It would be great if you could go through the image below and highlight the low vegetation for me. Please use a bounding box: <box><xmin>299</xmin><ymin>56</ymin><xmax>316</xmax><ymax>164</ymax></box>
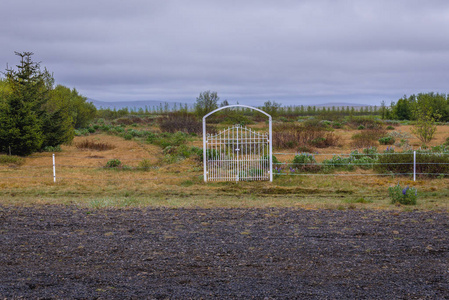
<box><xmin>76</xmin><ymin>140</ymin><xmax>116</xmax><ymax>151</ymax></box>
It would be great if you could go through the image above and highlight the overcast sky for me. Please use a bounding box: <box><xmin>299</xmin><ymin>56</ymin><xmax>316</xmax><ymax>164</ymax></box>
<box><xmin>1</xmin><ymin>0</ymin><xmax>449</xmax><ymax>106</ymax></box>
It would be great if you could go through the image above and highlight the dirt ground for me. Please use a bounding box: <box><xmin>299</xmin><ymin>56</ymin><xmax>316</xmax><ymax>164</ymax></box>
<box><xmin>1</xmin><ymin>205</ymin><xmax>448</xmax><ymax>299</ymax></box>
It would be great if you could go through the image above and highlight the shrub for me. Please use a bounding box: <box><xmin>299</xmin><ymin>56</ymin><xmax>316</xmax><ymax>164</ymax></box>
<box><xmin>146</xmin><ymin>132</ymin><xmax>156</xmax><ymax>143</ymax></box>
<box><xmin>386</xmin><ymin>125</ymin><xmax>395</xmax><ymax>130</ymax></box>
<box><xmin>105</xmin><ymin>159</ymin><xmax>121</xmax><ymax>168</ymax></box>
<box><xmin>297</xmin><ymin>145</ymin><xmax>313</xmax><ymax>153</ymax></box>
<box><xmin>379</xmin><ymin>136</ymin><xmax>395</xmax><ymax>145</ymax></box>
<box><xmin>357</xmin><ymin>125</ymin><xmax>365</xmax><ymax>130</ymax></box>
<box><xmin>194</xmin><ymin>148</ymin><xmax>219</xmax><ymax>162</ymax></box>
<box><xmin>137</xmin><ymin>159</ymin><xmax>153</xmax><ymax>171</ymax></box>
<box><xmin>148</xmin><ymin>131</ymin><xmax>188</xmax><ymax>149</ymax></box>
<box><xmin>322</xmin><ymin>155</ymin><xmax>353</xmax><ymax>171</ymax></box>
<box><xmin>332</xmin><ymin>122</ymin><xmax>343</xmax><ymax>129</ymax></box>
<box><xmin>384</xmin><ymin>146</ymin><xmax>395</xmax><ymax>153</ymax></box>
<box><xmin>41</xmin><ymin>145</ymin><xmax>62</xmax><ymax>152</ymax></box>
<box><xmin>260</xmin><ymin>154</ymin><xmax>280</xmax><ymax>166</ymax></box>
<box><xmin>388</xmin><ymin>184</ymin><xmax>417</xmax><ymax>205</ymax></box>
<box><xmin>323</xmin><ymin>148</ymin><xmax>378</xmax><ymax>171</ymax></box>
<box><xmin>123</xmin><ymin>133</ymin><xmax>133</xmax><ymax>140</ymax></box>
<box><xmin>351</xmin><ymin>129</ymin><xmax>386</xmax><ymax>148</ymax></box>
<box><xmin>291</xmin><ymin>153</ymin><xmax>321</xmax><ymax>172</ymax></box>
<box><xmin>159</xmin><ymin>112</ymin><xmax>202</xmax><ymax>134</ymax></box>
<box><xmin>347</xmin><ymin>117</ymin><xmax>383</xmax><ymax>130</ymax></box>
<box><xmin>310</xmin><ymin>137</ymin><xmax>327</xmax><ymax>147</ymax></box>
<box><xmin>443</xmin><ymin>137</ymin><xmax>449</xmax><ymax>146</ymax></box>
<box><xmin>273</xmin><ymin>123</ymin><xmax>339</xmax><ymax>149</ymax></box>
<box><xmin>75</xmin><ymin>128</ymin><xmax>90</xmax><ymax>136</ymax></box>
<box><xmin>374</xmin><ymin>152</ymin><xmax>449</xmax><ymax>177</ymax></box>
<box><xmin>76</xmin><ymin>140</ymin><xmax>116</xmax><ymax>151</ymax></box>
<box><xmin>352</xmin><ymin>156</ymin><xmax>376</xmax><ymax>170</ymax></box>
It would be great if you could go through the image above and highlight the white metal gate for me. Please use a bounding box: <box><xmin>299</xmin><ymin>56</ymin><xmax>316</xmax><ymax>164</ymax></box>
<box><xmin>203</xmin><ymin>105</ymin><xmax>272</xmax><ymax>182</ymax></box>
<box><xmin>205</xmin><ymin>125</ymin><xmax>270</xmax><ymax>181</ymax></box>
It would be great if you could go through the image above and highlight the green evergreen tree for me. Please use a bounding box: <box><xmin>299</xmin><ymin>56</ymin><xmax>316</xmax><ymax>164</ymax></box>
<box><xmin>0</xmin><ymin>52</ymin><xmax>92</xmax><ymax>155</ymax></box>
<box><xmin>0</xmin><ymin>52</ymin><xmax>46</xmax><ymax>155</ymax></box>
<box><xmin>0</xmin><ymin>93</ymin><xmax>43</xmax><ymax>155</ymax></box>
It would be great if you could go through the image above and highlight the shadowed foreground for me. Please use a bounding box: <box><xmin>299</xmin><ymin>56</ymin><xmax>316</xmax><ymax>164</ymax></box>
<box><xmin>1</xmin><ymin>205</ymin><xmax>448</xmax><ymax>299</ymax></box>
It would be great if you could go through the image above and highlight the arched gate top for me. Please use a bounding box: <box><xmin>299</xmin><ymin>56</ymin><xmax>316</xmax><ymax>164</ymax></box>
<box><xmin>202</xmin><ymin>104</ymin><xmax>272</xmax><ymax>121</ymax></box>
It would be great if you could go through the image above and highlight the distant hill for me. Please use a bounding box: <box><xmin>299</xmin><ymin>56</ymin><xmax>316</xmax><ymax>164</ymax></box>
<box><xmin>89</xmin><ymin>99</ymin><xmax>192</xmax><ymax>110</ymax></box>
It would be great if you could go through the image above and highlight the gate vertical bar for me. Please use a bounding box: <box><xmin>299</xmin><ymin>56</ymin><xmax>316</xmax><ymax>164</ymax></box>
<box><xmin>236</xmin><ymin>125</ymin><xmax>239</xmax><ymax>181</ymax></box>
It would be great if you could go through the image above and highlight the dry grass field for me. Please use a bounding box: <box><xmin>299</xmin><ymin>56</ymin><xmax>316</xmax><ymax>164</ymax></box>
<box><xmin>1</xmin><ymin>123</ymin><xmax>449</xmax><ymax>211</ymax></box>
<box><xmin>1</xmin><ymin>121</ymin><xmax>449</xmax><ymax>298</ymax></box>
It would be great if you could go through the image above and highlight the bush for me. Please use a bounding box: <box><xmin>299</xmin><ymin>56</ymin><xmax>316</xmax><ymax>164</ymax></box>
<box><xmin>273</xmin><ymin>123</ymin><xmax>339</xmax><ymax>149</ymax></box>
<box><xmin>443</xmin><ymin>137</ymin><xmax>449</xmax><ymax>146</ymax></box>
<box><xmin>374</xmin><ymin>152</ymin><xmax>449</xmax><ymax>177</ymax></box>
<box><xmin>105</xmin><ymin>159</ymin><xmax>121</xmax><ymax>168</ymax></box>
<box><xmin>148</xmin><ymin>131</ymin><xmax>188</xmax><ymax>149</ymax></box>
<box><xmin>76</xmin><ymin>140</ymin><xmax>115</xmax><ymax>151</ymax></box>
<box><xmin>297</xmin><ymin>145</ymin><xmax>313</xmax><ymax>153</ymax></box>
<box><xmin>351</xmin><ymin>129</ymin><xmax>386</xmax><ymax>148</ymax></box>
<box><xmin>332</xmin><ymin>122</ymin><xmax>343</xmax><ymax>129</ymax></box>
<box><xmin>260</xmin><ymin>154</ymin><xmax>280</xmax><ymax>166</ymax></box>
<box><xmin>41</xmin><ymin>145</ymin><xmax>62</xmax><ymax>152</ymax></box>
<box><xmin>379</xmin><ymin>136</ymin><xmax>395</xmax><ymax>145</ymax></box>
<box><xmin>322</xmin><ymin>155</ymin><xmax>353</xmax><ymax>171</ymax></box>
<box><xmin>75</xmin><ymin>128</ymin><xmax>90</xmax><ymax>136</ymax></box>
<box><xmin>291</xmin><ymin>153</ymin><xmax>321</xmax><ymax>172</ymax></box>
<box><xmin>137</xmin><ymin>159</ymin><xmax>153</xmax><ymax>171</ymax></box>
<box><xmin>323</xmin><ymin>148</ymin><xmax>378</xmax><ymax>171</ymax></box>
<box><xmin>357</xmin><ymin>125</ymin><xmax>365</xmax><ymax>130</ymax></box>
<box><xmin>347</xmin><ymin>117</ymin><xmax>383</xmax><ymax>130</ymax></box>
<box><xmin>352</xmin><ymin>155</ymin><xmax>376</xmax><ymax>170</ymax></box>
<box><xmin>159</xmin><ymin>112</ymin><xmax>202</xmax><ymax>134</ymax></box>
<box><xmin>388</xmin><ymin>184</ymin><xmax>417</xmax><ymax>205</ymax></box>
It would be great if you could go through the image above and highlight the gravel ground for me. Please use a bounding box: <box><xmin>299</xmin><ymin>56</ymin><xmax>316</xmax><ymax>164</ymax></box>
<box><xmin>0</xmin><ymin>205</ymin><xmax>448</xmax><ymax>299</ymax></box>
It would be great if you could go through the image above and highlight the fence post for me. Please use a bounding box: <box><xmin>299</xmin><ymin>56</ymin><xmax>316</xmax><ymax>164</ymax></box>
<box><xmin>413</xmin><ymin>150</ymin><xmax>416</xmax><ymax>182</ymax></box>
<box><xmin>53</xmin><ymin>153</ymin><xmax>56</xmax><ymax>183</ymax></box>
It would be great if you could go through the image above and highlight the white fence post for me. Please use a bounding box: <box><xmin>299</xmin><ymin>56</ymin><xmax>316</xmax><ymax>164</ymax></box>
<box><xmin>413</xmin><ymin>150</ymin><xmax>416</xmax><ymax>182</ymax></box>
<box><xmin>53</xmin><ymin>153</ymin><xmax>56</xmax><ymax>183</ymax></box>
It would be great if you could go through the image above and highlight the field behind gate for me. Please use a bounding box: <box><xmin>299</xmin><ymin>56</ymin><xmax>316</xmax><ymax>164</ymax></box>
<box><xmin>1</xmin><ymin>121</ymin><xmax>449</xmax><ymax>299</ymax></box>
<box><xmin>0</xmin><ymin>123</ymin><xmax>449</xmax><ymax>211</ymax></box>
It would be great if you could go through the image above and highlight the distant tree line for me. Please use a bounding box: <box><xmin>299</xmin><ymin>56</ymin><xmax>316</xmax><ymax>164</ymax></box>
<box><xmin>93</xmin><ymin>91</ymin><xmax>449</xmax><ymax>125</ymax></box>
<box><xmin>0</xmin><ymin>52</ymin><xmax>96</xmax><ymax>155</ymax></box>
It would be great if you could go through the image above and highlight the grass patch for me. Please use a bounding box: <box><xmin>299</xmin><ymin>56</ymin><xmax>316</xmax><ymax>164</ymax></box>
<box><xmin>344</xmin><ymin>197</ymin><xmax>373</xmax><ymax>204</ymax></box>
<box><xmin>0</xmin><ymin>155</ymin><xmax>25</xmax><ymax>166</ymax></box>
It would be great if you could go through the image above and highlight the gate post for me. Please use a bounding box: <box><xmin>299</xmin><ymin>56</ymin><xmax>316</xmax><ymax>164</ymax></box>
<box><xmin>269</xmin><ymin>115</ymin><xmax>273</xmax><ymax>182</ymax></box>
<box><xmin>203</xmin><ymin>117</ymin><xmax>207</xmax><ymax>182</ymax></box>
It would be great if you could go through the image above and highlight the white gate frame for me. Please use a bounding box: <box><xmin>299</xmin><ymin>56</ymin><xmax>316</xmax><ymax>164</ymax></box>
<box><xmin>203</xmin><ymin>104</ymin><xmax>272</xmax><ymax>182</ymax></box>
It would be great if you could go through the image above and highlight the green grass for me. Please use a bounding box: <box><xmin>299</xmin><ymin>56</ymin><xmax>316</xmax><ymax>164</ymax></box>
<box><xmin>0</xmin><ymin>155</ymin><xmax>25</xmax><ymax>166</ymax></box>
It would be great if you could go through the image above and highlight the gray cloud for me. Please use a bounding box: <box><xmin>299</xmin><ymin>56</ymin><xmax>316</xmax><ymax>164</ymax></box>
<box><xmin>1</xmin><ymin>0</ymin><xmax>449</xmax><ymax>105</ymax></box>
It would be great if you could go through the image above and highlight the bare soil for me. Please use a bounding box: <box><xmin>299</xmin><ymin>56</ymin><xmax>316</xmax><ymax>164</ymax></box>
<box><xmin>1</xmin><ymin>205</ymin><xmax>448</xmax><ymax>299</ymax></box>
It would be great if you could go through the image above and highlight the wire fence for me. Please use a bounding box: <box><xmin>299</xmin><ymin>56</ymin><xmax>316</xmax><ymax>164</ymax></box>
<box><xmin>1</xmin><ymin>151</ymin><xmax>449</xmax><ymax>183</ymax></box>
